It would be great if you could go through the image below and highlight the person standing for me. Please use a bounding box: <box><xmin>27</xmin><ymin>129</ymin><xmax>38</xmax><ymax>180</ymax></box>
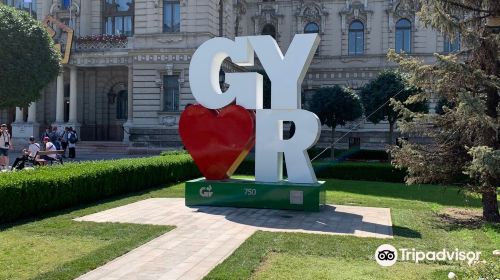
<box><xmin>0</xmin><ymin>124</ymin><xmax>12</xmax><ymax>170</ymax></box>
<box><xmin>50</xmin><ymin>126</ymin><xmax>61</xmax><ymax>150</ymax></box>
<box><xmin>60</xmin><ymin>127</ymin><xmax>69</xmax><ymax>158</ymax></box>
<box><xmin>40</xmin><ymin>127</ymin><xmax>51</xmax><ymax>147</ymax></box>
<box><xmin>68</xmin><ymin>127</ymin><xmax>78</xmax><ymax>159</ymax></box>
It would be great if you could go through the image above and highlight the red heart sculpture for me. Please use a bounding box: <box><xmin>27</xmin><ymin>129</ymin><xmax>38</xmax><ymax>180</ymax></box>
<box><xmin>179</xmin><ymin>104</ymin><xmax>255</xmax><ymax>180</ymax></box>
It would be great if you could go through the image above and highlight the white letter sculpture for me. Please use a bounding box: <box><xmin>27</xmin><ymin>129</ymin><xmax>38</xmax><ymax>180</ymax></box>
<box><xmin>188</xmin><ymin>34</ymin><xmax>321</xmax><ymax>184</ymax></box>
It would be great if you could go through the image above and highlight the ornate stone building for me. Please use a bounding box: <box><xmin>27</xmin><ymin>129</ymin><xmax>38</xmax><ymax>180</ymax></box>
<box><xmin>1</xmin><ymin>0</ymin><xmax>459</xmax><ymax>150</ymax></box>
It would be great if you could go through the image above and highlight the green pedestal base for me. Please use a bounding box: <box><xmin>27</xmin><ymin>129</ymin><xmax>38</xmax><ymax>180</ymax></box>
<box><xmin>185</xmin><ymin>178</ymin><xmax>325</xmax><ymax>212</ymax></box>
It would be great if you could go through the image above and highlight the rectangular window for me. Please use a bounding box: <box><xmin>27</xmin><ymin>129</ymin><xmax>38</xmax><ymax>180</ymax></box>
<box><xmin>163</xmin><ymin>75</ymin><xmax>179</xmax><ymax>111</ymax></box>
<box><xmin>124</xmin><ymin>16</ymin><xmax>133</xmax><ymax>36</ymax></box>
<box><xmin>163</xmin><ymin>0</ymin><xmax>180</xmax><ymax>32</ymax></box>
<box><xmin>348</xmin><ymin>31</ymin><xmax>364</xmax><ymax>55</ymax></box>
<box><xmin>115</xmin><ymin>16</ymin><xmax>124</xmax><ymax>34</ymax></box>
<box><xmin>103</xmin><ymin>0</ymin><xmax>134</xmax><ymax>36</ymax></box>
<box><xmin>396</xmin><ymin>30</ymin><xmax>411</xmax><ymax>53</ymax></box>
<box><xmin>105</xmin><ymin>17</ymin><xmax>113</xmax><ymax>35</ymax></box>
<box><xmin>349</xmin><ymin>137</ymin><xmax>361</xmax><ymax>149</ymax></box>
<box><xmin>4</xmin><ymin>0</ymin><xmax>37</xmax><ymax>17</ymax></box>
<box><xmin>444</xmin><ymin>35</ymin><xmax>460</xmax><ymax>53</ymax></box>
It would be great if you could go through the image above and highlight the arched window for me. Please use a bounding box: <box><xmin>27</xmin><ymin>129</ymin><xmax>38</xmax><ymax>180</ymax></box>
<box><xmin>304</xmin><ymin>22</ymin><xmax>319</xmax><ymax>34</ymax></box>
<box><xmin>104</xmin><ymin>0</ymin><xmax>134</xmax><ymax>36</ymax></box>
<box><xmin>262</xmin><ymin>24</ymin><xmax>276</xmax><ymax>39</ymax></box>
<box><xmin>444</xmin><ymin>34</ymin><xmax>460</xmax><ymax>53</ymax></box>
<box><xmin>395</xmin><ymin>19</ymin><xmax>411</xmax><ymax>53</ymax></box>
<box><xmin>348</xmin><ymin>21</ymin><xmax>364</xmax><ymax>55</ymax></box>
<box><xmin>62</xmin><ymin>0</ymin><xmax>71</xmax><ymax>9</ymax></box>
<box><xmin>116</xmin><ymin>90</ymin><xmax>128</xmax><ymax>120</ymax></box>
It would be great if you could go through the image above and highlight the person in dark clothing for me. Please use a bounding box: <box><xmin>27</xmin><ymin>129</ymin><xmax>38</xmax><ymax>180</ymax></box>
<box><xmin>67</xmin><ymin>127</ymin><xmax>78</xmax><ymax>159</ymax></box>
<box><xmin>60</xmin><ymin>127</ymin><xmax>69</xmax><ymax>158</ymax></box>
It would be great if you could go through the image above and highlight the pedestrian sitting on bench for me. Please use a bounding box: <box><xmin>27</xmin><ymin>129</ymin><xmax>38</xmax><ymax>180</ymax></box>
<box><xmin>41</xmin><ymin>137</ymin><xmax>58</xmax><ymax>161</ymax></box>
<box><xmin>11</xmin><ymin>136</ymin><xmax>40</xmax><ymax>171</ymax></box>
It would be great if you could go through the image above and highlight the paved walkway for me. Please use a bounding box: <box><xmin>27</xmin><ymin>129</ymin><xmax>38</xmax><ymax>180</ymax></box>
<box><xmin>74</xmin><ymin>198</ymin><xmax>392</xmax><ymax>280</ymax></box>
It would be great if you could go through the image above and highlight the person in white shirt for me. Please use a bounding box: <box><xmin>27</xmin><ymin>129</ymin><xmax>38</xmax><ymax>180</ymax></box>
<box><xmin>11</xmin><ymin>136</ymin><xmax>40</xmax><ymax>170</ymax></box>
<box><xmin>28</xmin><ymin>137</ymin><xmax>41</xmax><ymax>158</ymax></box>
<box><xmin>0</xmin><ymin>124</ymin><xmax>12</xmax><ymax>170</ymax></box>
<box><xmin>41</xmin><ymin>137</ymin><xmax>58</xmax><ymax>160</ymax></box>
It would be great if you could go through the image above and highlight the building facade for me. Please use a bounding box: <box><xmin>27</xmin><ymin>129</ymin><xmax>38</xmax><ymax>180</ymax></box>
<box><xmin>1</xmin><ymin>0</ymin><xmax>459</xmax><ymax>150</ymax></box>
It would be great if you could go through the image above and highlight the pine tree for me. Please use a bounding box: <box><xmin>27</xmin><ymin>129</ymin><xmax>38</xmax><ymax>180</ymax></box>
<box><xmin>388</xmin><ymin>0</ymin><xmax>499</xmax><ymax>222</ymax></box>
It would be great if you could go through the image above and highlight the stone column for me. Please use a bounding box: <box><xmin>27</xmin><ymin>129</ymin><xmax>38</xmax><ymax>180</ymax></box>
<box><xmin>123</xmin><ymin>65</ymin><xmax>134</xmax><ymax>143</ymax></box>
<box><xmin>69</xmin><ymin>66</ymin><xmax>78</xmax><ymax>123</ymax></box>
<box><xmin>27</xmin><ymin>102</ymin><xmax>37</xmax><ymax>123</ymax></box>
<box><xmin>26</xmin><ymin>102</ymin><xmax>40</xmax><ymax>139</ymax></box>
<box><xmin>15</xmin><ymin>107</ymin><xmax>23</xmax><ymax>122</ymax></box>
<box><xmin>127</xmin><ymin>66</ymin><xmax>133</xmax><ymax>123</ymax></box>
<box><xmin>56</xmin><ymin>71</ymin><xmax>65</xmax><ymax>123</ymax></box>
<box><xmin>12</xmin><ymin>106</ymin><xmax>33</xmax><ymax>148</ymax></box>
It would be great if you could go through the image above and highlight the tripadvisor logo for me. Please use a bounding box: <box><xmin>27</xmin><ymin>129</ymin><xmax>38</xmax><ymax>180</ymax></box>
<box><xmin>375</xmin><ymin>244</ymin><xmax>482</xmax><ymax>267</ymax></box>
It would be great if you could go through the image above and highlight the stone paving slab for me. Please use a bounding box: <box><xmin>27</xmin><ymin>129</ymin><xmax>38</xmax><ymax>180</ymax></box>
<box><xmin>74</xmin><ymin>198</ymin><xmax>392</xmax><ymax>280</ymax></box>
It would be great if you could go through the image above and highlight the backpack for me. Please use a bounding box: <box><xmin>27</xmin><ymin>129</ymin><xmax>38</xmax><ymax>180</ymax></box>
<box><xmin>69</xmin><ymin>132</ymin><xmax>78</xmax><ymax>144</ymax></box>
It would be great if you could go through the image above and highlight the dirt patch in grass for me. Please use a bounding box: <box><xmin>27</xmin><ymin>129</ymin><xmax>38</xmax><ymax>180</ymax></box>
<box><xmin>437</xmin><ymin>208</ymin><xmax>484</xmax><ymax>229</ymax></box>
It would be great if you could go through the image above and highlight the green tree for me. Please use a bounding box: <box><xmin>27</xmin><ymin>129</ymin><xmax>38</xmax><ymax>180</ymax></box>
<box><xmin>309</xmin><ymin>86</ymin><xmax>363</xmax><ymax>160</ymax></box>
<box><xmin>359</xmin><ymin>70</ymin><xmax>426</xmax><ymax>145</ymax></box>
<box><xmin>0</xmin><ymin>5</ymin><xmax>60</xmax><ymax>108</ymax></box>
<box><xmin>388</xmin><ymin>0</ymin><xmax>500</xmax><ymax>222</ymax></box>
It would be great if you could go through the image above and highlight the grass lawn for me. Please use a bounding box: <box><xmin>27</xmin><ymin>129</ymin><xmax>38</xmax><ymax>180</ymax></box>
<box><xmin>1</xmin><ymin>179</ymin><xmax>498</xmax><ymax>279</ymax></box>
<box><xmin>0</xmin><ymin>183</ymin><xmax>184</xmax><ymax>280</ymax></box>
<box><xmin>205</xmin><ymin>179</ymin><xmax>500</xmax><ymax>280</ymax></box>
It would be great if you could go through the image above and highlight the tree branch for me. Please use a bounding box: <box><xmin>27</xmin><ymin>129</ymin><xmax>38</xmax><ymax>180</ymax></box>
<box><xmin>437</xmin><ymin>0</ymin><xmax>493</xmax><ymax>13</ymax></box>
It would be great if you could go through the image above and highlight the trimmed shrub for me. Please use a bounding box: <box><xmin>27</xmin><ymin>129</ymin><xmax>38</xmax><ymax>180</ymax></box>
<box><xmin>0</xmin><ymin>155</ymin><xmax>199</xmax><ymax>224</ymax></box>
<box><xmin>313</xmin><ymin>162</ymin><xmax>405</xmax><ymax>182</ymax></box>
<box><xmin>308</xmin><ymin>148</ymin><xmax>389</xmax><ymax>161</ymax></box>
<box><xmin>236</xmin><ymin>160</ymin><xmax>405</xmax><ymax>183</ymax></box>
<box><xmin>160</xmin><ymin>150</ymin><xmax>188</xmax><ymax>156</ymax></box>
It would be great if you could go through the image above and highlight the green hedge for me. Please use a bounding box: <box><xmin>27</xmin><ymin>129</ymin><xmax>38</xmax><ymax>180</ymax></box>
<box><xmin>308</xmin><ymin>148</ymin><xmax>389</xmax><ymax>161</ymax></box>
<box><xmin>313</xmin><ymin>162</ymin><xmax>406</xmax><ymax>182</ymax></box>
<box><xmin>0</xmin><ymin>153</ymin><xmax>406</xmax><ymax>224</ymax></box>
<box><xmin>0</xmin><ymin>155</ymin><xmax>200</xmax><ymax>224</ymax></box>
<box><xmin>236</xmin><ymin>160</ymin><xmax>405</xmax><ymax>183</ymax></box>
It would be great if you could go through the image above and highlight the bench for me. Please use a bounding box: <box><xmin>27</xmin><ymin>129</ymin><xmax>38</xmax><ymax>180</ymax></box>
<box><xmin>34</xmin><ymin>150</ymin><xmax>65</xmax><ymax>165</ymax></box>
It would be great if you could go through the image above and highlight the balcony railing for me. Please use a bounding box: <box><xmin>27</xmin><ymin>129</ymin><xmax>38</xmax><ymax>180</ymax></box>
<box><xmin>75</xmin><ymin>34</ymin><xmax>128</xmax><ymax>51</ymax></box>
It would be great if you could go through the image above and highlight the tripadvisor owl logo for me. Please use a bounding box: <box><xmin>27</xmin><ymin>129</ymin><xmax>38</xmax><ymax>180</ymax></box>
<box><xmin>375</xmin><ymin>244</ymin><xmax>398</xmax><ymax>267</ymax></box>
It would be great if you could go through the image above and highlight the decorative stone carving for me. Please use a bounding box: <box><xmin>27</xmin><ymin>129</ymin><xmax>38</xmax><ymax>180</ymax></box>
<box><xmin>252</xmin><ymin>2</ymin><xmax>284</xmax><ymax>39</ymax></box>
<box><xmin>340</xmin><ymin>0</ymin><xmax>373</xmax><ymax>34</ymax></box>
<box><xmin>386</xmin><ymin>0</ymin><xmax>417</xmax><ymax>31</ymax></box>
<box><xmin>156</xmin><ymin>35</ymin><xmax>184</xmax><ymax>43</ymax></box>
<box><xmin>295</xmin><ymin>1</ymin><xmax>328</xmax><ymax>34</ymax></box>
<box><xmin>160</xmin><ymin>115</ymin><xmax>178</xmax><ymax>127</ymax></box>
<box><xmin>234</xmin><ymin>0</ymin><xmax>248</xmax><ymax>36</ymax></box>
<box><xmin>50</xmin><ymin>0</ymin><xmax>80</xmax><ymax>19</ymax></box>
